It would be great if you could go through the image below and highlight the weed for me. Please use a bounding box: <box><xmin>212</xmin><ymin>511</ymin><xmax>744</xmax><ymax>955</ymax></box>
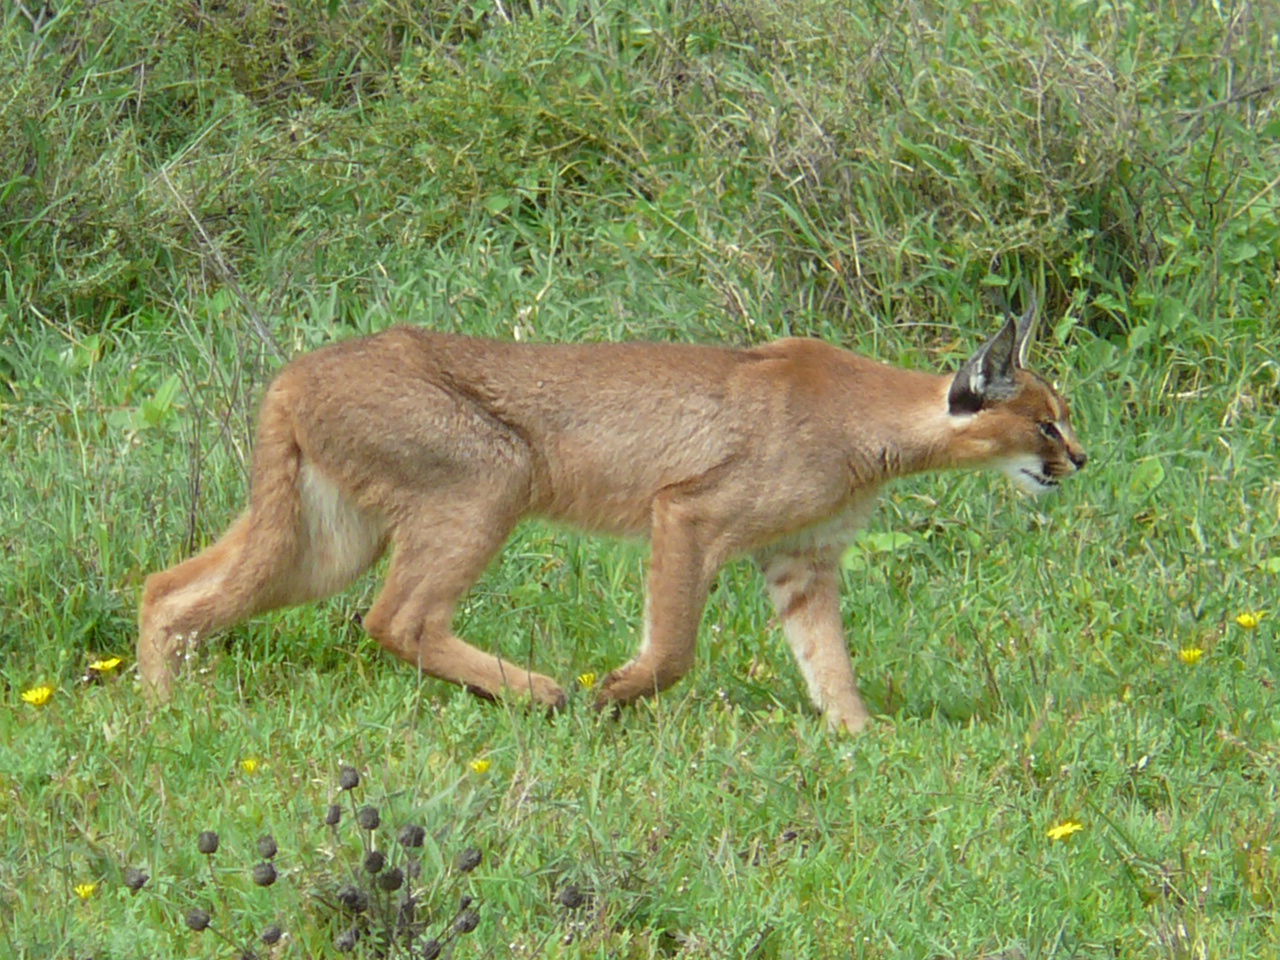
<box><xmin>2</xmin><ymin>0</ymin><xmax>1278</xmax><ymax>956</ymax></box>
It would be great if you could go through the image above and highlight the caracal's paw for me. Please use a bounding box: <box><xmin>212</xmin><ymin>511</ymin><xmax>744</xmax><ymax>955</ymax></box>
<box><xmin>469</xmin><ymin>673</ymin><xmax>567</xmax><ymax>711</ymax></box>
<box><xmin>136</xmin><ymin>633</ymin><xmax>180</xmax><ymax>703</ymax></box>
<box><xmin>824</xmin><ymin>699</ymin><xmax>872</xmax><ymax>735</ymax></box>
<box><xmin>527</xmin><ymin>675</ymin><xmax>568</xmax><ymax>711</ymax></box>
<box><xmin>830</xmin><ymin>709</ymin><xmax>870</xmax><ymax>735</ymax></box>
<box><xmin>591</xmin><ymin>665</ymin><xmax>661</xmax><ymax>710</ymax></box>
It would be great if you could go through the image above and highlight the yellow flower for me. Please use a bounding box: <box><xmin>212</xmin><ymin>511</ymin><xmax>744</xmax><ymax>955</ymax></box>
<box><xmin>576</xmin><ymin>672</ymin><xmax>597</xmax><ymax>689</ymax></box>
<box><xmin>1178</xmin><ymin>646</ymin><xmax>1205</xmax><ymax>666</ymax></box>
<box><xmin>73</xmin><ymin>882</ymin><xmax>97</xmax><ymax>900</ymax></box>
<box><xmin>1047</xmin><ymin>820</ymin><xmax>1085</xmax><ymax>841</ymax></box>
<box><xmin>88</xmin><ymin>656</ymin><xmax>123</xmax><ymax>673</ymax></box>
<box><xmin>21</xmin><ymin>685</ymin><xmax>55</xmax><ymax>707</ymax></box>
<box><xmin>240</xmin><ymin>757</ymin><xmax>262</xmax><ymax>775</ymax></box>
<box><xmin>469</xmin><ymin>758</ymin><xmax>491</xmax><ymax>775</ymax></box>
<box><xmin>1235</xmin><ymin>611</ymin><xmax>1264</xmax><ymax>630</ymax></box>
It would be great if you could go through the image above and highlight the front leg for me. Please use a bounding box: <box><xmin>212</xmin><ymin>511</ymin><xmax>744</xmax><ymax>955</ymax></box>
<box><xmin>595</xmin><ymin>494</ymin><xmax>722</xmax><ymax>708</ymax></box>
<box><xmin>760</xmin><ymin>550</ymin><xmax>870</xmax><ymax>734</ymax></box>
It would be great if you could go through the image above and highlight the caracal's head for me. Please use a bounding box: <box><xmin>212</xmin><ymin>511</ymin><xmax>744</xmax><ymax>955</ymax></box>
<box><xmin>946</xmin><ymin>299</ymin><xmax>1087</xmax><ymax>496</ymax></box>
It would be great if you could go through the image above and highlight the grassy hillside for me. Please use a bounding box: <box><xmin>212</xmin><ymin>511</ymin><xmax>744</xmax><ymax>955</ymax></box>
<box><xmin>2</xmin><ymin>0</ymin><xmax>1278</xmax><ymax>957</ymax></box>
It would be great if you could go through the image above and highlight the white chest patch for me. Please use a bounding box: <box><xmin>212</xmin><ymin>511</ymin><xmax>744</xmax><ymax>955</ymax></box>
<box><xmin>761</xmin><ymin>491</ymin><xmax>882</xmax><ymax>558</ymax></box>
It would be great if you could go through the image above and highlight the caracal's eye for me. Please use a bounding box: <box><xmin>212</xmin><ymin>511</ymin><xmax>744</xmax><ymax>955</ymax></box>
<box><xmin>1038</xmin><ymin>421</ymin><xmax>1062</xmax><ymax>442</ymax></box>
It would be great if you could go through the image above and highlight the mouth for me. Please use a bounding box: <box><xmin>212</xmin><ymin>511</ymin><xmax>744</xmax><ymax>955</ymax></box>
<box><xmin>1020</xmin><ymin>468</ymin><xmax>1060</xmax><ymax>492</ymax></box>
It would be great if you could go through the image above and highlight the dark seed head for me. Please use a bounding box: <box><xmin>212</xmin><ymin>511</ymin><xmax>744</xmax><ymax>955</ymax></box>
<box><xmin>257</xmin><ymin>834</ymin><xmax>278</xmax><ymax>859</ymax></box>
<box><xmin>325</xmin><ymin>803</ymin><xmax>342</xmax><ymax>826</ymax></box>
<box><xmin>185</xmin><ymin>907</ymin><xmax>212</xmax><ymax>931</ymax></box>
<box><xmin>335</xmin><ymin>927</ymin><xmax>360</xmax><ymax>952</ymax></box>
<box><xmin>260</xmin><ymin>924</ymin><xmax>283</xmax><ymax>945</ymax></box>
<box><xmin>123</xmin><ymin>866</ymin><xmax>149</xmax><ymax>893</ymax></box>
<box><xmin>459</xmin><ymin>894</ymin><xmax>473</xmax><ymax>910</ymax></box>
<box><xmin>197</xmin><ymin>831</ymin><xmax>219</xmax><ymax>855</ymax></box>
<box><xmin>355</xmin><ymin>805</ymin><xmax>380</xmax><ymax>831</ymax></box>
<box><xmin>252</xmin><ymin>861</ymin><xmax>278</xmax><ymax>887</ymax></box>
<box><xmin>336</xmin><ymin>884</ymin><xmax>368</xmax><ymax>914</ymax></box>
<box><xmin>377</xmin><ymin>866</ymin><xmax>404</xmax><ymax>892</ymax></box>
<box><xmin>397</xmin><ymin>892</ymin><xmax>417</xmax><ymax>925</ymax></box>
<box><xmin>557</xmin><ymin>884</ymin><xmax>585</xmax><ymax>909</ymax></box>
<box><xmin>398</xmin><ymin>823</ymin><xmax>425</xmax><ymax>848</ymax></box>
<box><xmin>454</xmin><ymin>907</ymin><xmax>480</xmax><ymax>934</ymax></box>
<box><xmin>454</xmin><ymin>847</ymin><xmax>482</xmax><ymax>873</ymax></box>
<box><xmin>338</xmin><ymin>766</ymin><xmax>360</xmax><ymax>791</ymax></box>
<box><xmin>363</xmin><ymin>850</ymin><xmax>385</xmax><ymax>874</ymax></box>
<box><xmin>418</xmin><ymin>939</ymin><xmax>442</xmax><ymax>960</ymax></box>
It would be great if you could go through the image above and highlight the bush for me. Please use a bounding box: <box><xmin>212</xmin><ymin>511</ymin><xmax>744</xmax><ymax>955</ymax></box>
<box><xmin>1</xmin><ymin>0</ymin><xmax>1275</xmax><ymax>341</ymax></box>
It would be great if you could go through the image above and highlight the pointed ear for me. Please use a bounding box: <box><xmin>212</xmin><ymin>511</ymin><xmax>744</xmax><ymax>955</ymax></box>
<box><xmin>947</xmin><ymin>313</ymin><xmax>1020</xmax><ymax>415</ymax></box>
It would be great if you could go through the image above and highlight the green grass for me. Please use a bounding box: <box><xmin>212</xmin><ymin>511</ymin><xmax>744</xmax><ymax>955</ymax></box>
<box><xmin>3</xmin><ymin>0</ymin><xmax>1279</xmax><ymax>957</ymax></box>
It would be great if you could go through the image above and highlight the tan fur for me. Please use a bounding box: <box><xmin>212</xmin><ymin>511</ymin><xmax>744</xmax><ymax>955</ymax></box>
<box><xmin>139</xmin><ymin>312</ymin><xmax>1085</xmax><ymax>732</ymax></box>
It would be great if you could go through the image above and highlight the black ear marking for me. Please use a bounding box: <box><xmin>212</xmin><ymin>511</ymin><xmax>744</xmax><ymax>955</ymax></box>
<box><xmin>948</xmin><ymin>293</ymin><xmax>1041</xmax><ymax>416</ymax></box>
<box><xmin>948</xmin><ymin>313</ymin><xmax>1019</xmax><ymax>415</ymax></box>
<box><xmin>947</xmin><ymin>374</ymin><xmax>986</xmax><ymax>415</ymax></box>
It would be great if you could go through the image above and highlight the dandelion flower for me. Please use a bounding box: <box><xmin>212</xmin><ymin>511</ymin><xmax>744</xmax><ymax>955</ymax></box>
<box><xmin>88</xmin><ymin>657</ymin><xmax>123</xmax><ymax>673</ymax></box>
<box><xmin>1178</xmin><ymin>647</ymin><xmax>1205</xmax><ymax>666</ymax></box>
<box><xmin>1235</xmin><ymin>611</ymin><xmax>1264</xmax><ymax>630</ymax></box>
<box><xmin>577</xmin><ymin>672</ymin><xmax>597</xmax><ymax>689</ymax></box>
<box><xmin>73</xmin><ymin>882</ymin><xmax>97</xmax><ymax>900</ymax></box>
<box><xmin>469</xmin><ymin>758</ymin><xmax>491</xmax><ymax>775</ymax></box>
<box><xmin>1047</xmin><ymin>820</ymin><xmax>1084</xmax><ymax>841</ymax></box>
<box><xmin>21</xmin><ymin>685</ymin><xmax>55</xmax><ymax>707</ymax></box>
<box><xmin>240</xmin><ymin>757</ymin><xmax>261</xmax><ymax>775</ymax></box>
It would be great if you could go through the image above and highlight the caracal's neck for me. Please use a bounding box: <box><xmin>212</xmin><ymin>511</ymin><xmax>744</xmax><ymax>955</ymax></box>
<box><xmin>832</xmin><ymin>358</ymin><xmax>989</xmax><ymax>483</ymax></box>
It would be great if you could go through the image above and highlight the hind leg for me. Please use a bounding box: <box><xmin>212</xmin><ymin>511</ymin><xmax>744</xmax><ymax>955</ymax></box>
<box><xmin>364</xmin><ymin>502</ymin><xmax>566</xmax><ymax>709</ymax></box>
<box><xmin>139</xmin><ymin>464</ymin><xmax>385</xmax><ymax>698</ymax></box>
<box><xmin>138</xmin><ymin>512</ymin><xmax>255</xmax><ymax>698</ymax></box>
